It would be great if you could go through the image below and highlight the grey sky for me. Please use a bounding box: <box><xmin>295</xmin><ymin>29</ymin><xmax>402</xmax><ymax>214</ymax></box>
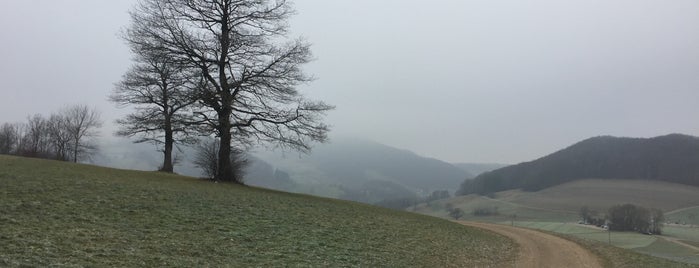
<box><xmin>1</xmin><ymin>0</ymin><xmax>698</xmax><ymax>164</ymax></box>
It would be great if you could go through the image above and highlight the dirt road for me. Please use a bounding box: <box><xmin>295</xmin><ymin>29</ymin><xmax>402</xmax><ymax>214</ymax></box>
<box><xmin>459</xmin><ymin>221</ymin><xmax>602</xmax><ymax>268</ymax></box>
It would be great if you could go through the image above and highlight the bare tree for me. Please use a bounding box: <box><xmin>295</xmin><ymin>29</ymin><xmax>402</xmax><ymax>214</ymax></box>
<box><xmin>449</xmin><ymin>207</ymin><xmax>465</xmax><ymax>220</ymax></box>
<box><xmin>111</xmin><ymin>48</ymin><xmax>197</xmax><ymax>172</ymax></box>
<box><xmin>126</xmin><ymin>0</ymin><xmax>332</xmax><ymax>183</ymax></box>
<box><xmin>19</xmin><ymin>114</ymin><xmax>52</xmax><ymax>158</ymax></box>
<box><xmin>62</xmin><ymin>105</ymin><xmax>102</xmax><ymax>163</ymax></box>
<box><xmin>0</xmin><ymin>123</ymin><xmax>18</xmax><ymax>155</ymax></box>
<box><xmin>193</xmin><ymin>138</ymin><xmax>247</xmax><ymax>180</ymax></box>
<box><xmin>47</xmin><ymin>114</ymin><xmax>72</xmax><ymax>161</ymax></box>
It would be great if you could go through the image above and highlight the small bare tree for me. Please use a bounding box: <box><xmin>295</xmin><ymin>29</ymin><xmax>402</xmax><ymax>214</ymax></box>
<box><xmin>111</xmin><ymin>48</ymin><xmax>197</xmax><ymax>172</ymax></box>
<box><xmin>193</xmin><ymin>138</ymin><xmax>247</xmax><ymax>181</ymax></box>
<box><xmin>62</xmin><ymin>105</ymin><xmax>102</xmax><ymax>163</ymax></box>
<box><xmin>449</xmin><ymin>207</ymin><xmax>465</xmax><ymax>220</ymax></box>
<box><xmin>126</xmin><ymin>0</ymin><xmax>332</xmax><ymax>183</ymax></box>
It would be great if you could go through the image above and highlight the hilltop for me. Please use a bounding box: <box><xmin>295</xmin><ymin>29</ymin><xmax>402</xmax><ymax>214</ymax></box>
<box><xmin>458</xmin><ymin>134</ymin><xmax>699</xmax><ymax>195</ymax></box>
<box><xmin>0</xmin><ymin>155</ymin><xmax>513</xmax><ymax>267</ymax></box>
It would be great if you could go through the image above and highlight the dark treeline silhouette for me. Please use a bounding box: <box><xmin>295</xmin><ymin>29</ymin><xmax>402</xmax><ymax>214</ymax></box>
<box><xmin>458</xmin><ymin>134</ymin><xmax>699</xmax><ymax>195</ymax></box>
<box><xmin>472</xmin><ymin>206</ymin><xmax>499</xmax><ymax>216</ymax></box>
<box><xmin>607</xmin><ymin>204</ymin><xmax>664</xmax><ymax>234</ymax></box>
<box><xmin>0</xmin><ymin>105</ymin><xmax>101</xmax><ymax>162</ymax></box>
<box><xmin>581</xmin><ymin>204</ymin><xmax>664</xmax><ymax>235</ymax></box>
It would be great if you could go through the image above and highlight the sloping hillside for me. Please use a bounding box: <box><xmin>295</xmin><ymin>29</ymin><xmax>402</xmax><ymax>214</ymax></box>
<box><xmin>507</xmin><ymin>179</ymin><xmax>699</xmax><ymax>213</ymax></box>
<box><xmin>0</xmin><ymin>155</ymin><xmax>513</xmax><ymax>267</ymax></box>
<box><xmin>419</xmin><ymin>179</ymin><xmax>699</xmax><ymax>223</ymax></box>
<box><xmin>458</xmin><ymin>134</ymin><xmax>699</xmax><ymax>195</ymax></box>
<box><xmin>257</xmin><ymin>138</ymin><xmax>469</xmax><ymax>203</ymax></box>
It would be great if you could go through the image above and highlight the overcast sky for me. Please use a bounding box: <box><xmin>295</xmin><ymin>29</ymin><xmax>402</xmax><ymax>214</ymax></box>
<box><xmin>1</xmin><ymin>0</ymin><xmax>698</xmax><ymax>164</ymax></box>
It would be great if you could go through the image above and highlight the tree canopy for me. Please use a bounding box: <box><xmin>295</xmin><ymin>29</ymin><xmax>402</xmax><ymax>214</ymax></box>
<box><xmin>123</xmin><ymin>0</ymin><xmax>332</xmax><ymax>181</ymax></box>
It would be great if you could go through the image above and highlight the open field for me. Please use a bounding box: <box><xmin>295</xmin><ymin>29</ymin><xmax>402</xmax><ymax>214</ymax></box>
<box><xmin>413</xmin><ymin>194</ymin><xmax>579</xmax><ymax>223</ymax></box>
<box><xmin>413</xmin><ymin>179</ymin><xmax>699</xmax><ymax>265</ymax></box>
<box><xmin>416</xmin><ymin>179</ymin><xmax>699</xmax><ymax>224</ymax></box>
<box><xmin>668</xmin><ymin>206</ymin><xmax>699</xmax><ymax>226</ymax></box>
<box><xmin>563</xmin><ymin>234</ymin><xmax>699</xmax><ymax>268</ymax></box>
<box><xmin>507</xmin><ymin>222</ymin><xmax>699</xmax><ymax>266</ymax></box>
<box><xmin>506</xmin><ymin>179</ymin><xmax>699</xmax><ymax>213</ymax></box>
<box><xmin>0</xmin><ymin>155</ymin><xmax>515</xmax><ymax>267</ymax></box>
<box><xmin>512</xmin><ymin>222</ymin><xmax>655</xmax><ymax>249</ymax></box>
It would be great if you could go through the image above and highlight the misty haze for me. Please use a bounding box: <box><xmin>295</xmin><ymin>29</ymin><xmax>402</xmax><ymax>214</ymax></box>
<box><xmin>2</xmin><ymin>0</ymin><xmax>699</xmax><ymax>267</ymax></box>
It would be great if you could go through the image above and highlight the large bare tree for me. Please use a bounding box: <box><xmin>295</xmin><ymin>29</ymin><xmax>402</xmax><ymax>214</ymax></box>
<box><xmin>111</xmin><ymin>50</ymin><xmax>197</xmax><ymax>172</ymax></box>
<box><xmin>126</xmin><ymin>0</ymin><xmax>332</xmax><ymax>183</ymax></box>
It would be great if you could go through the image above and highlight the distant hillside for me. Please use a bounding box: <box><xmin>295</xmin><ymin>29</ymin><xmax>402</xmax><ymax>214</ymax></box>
<box><xmin>94</xmin><ymin>137</ymin><xmax>469</xmax><ymax>204</ymax></box>
<box><xmin>458</xmin><ymin>134</ymin><xmax>699</xmax><ymax>195</ymax></box>
<box><xmin>452</xmin><ymin>163</ymin><xmax>509</xmax><ymax>178</ymax></box>
<box><xmin>243</xmin><ymin>155</ymin><xmax>296</xmax><ymax>190</ymax></box>
<box><xmin>256</xmin><ymin>138</ymin><xmax>470</xmax><ymax>203</ymax></box>
<box><xmin>93</xmin><ymin>139</ymin><xmax>293</xmax><ymax>190</ymax></box>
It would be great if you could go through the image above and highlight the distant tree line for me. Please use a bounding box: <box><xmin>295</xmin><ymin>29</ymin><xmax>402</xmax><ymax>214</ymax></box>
<box><xmin>375</xmin><ymin>190</ymin><xmax>451</xmax><ymax>210</ymax></box>
<box><xmin>472</xmin><ymin>206</ymin><xmax>499</xmax><ymax>217</ymax></box>
<box><xmin>457</xmin><ymin>134</ymin><xmax>699</xmax><ymax>196</ymax></box>
<box><xmin>580</xmin><ymin>204</ymin><xmax>664</xmax><ymax>235</ymax></box>
<box><xmin>0</xmin><ymin>105</ymin><xmax>101</xmax><ymax>162</ymax></box>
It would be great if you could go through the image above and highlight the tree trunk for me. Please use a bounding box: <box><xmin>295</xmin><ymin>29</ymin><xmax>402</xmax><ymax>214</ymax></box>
<box><xmin>160</xmin><ymin>109</ymin><xmax>174</xmax><ymax>172</ymax></box>
<box><xmin>73</xmin><ymin>139</ymin><xmax>78</xmax><ymax>163</ymax></box>
<box><xmin>214</xmin><ymin>3</ymin><xmax>239</xmax><ymax>183</ymax></box>
<box><xmin>216</xmin><ymin>109</ymin><xmax>236</xmax><ymax>183</ymax></box>
<box><xmin>161</xmin><ymin>129</ymin><xmax>174</xmax><ymax>172</ymax></box>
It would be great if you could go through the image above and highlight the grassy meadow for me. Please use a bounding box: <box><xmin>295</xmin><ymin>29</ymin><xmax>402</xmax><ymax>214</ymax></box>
<box><xmin>0</xmin><ymin>155</ymin><xmax>515</xmax><ymax>267</ymax></box>
<box><xmin>668</xmin><ymin>206</ymin><xmax>699</xmax><ymax>226</ymax></box>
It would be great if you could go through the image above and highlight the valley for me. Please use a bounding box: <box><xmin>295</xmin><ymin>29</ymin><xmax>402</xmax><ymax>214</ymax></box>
<box><xmin>415</xmin><ymin>179</ymin><xmax>699</xmax><ymax>265</ymax></box>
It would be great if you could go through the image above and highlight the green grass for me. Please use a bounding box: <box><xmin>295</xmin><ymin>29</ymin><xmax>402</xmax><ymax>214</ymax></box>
<box><xmin>668</xmin><ymin>207</ymin><xmax>699</xmax><ymax>226</ymax></box>
<box><xmin>507</xmin><ymin>179</ymin><xmax>699</xmax><ymax>213</ymax></box>
<box><xmin>417</xmin><ymin>179</ymin><xmax>699</xmax><ymax>225</ymax></box>
<box><xmin>413</xmin><ymin>194</ymin><xmax>578</xmax><ymax>223</ymax></box>
<box><xmin>562</xmin><ymin>234</ymin><xmax>698</xmax><ymax>268</ymax></box>
<box><xmin>635</xmin><ymin>239</ymin><xmax>699</xmax><ymax>265</ymax></box>
<box><xmin>511</xmin><ymin>222</ymin><xmax>656</xmax><ymax>249</ymax></box>
<box><xmin>665</xmin><ymin>226</ymin><xmax>699</xmax><ymax>242</ymax></box>
<box><xmin>0</xmin><ymin>155</ymin><xmax>515</xmax><ymax>267</ymax></box>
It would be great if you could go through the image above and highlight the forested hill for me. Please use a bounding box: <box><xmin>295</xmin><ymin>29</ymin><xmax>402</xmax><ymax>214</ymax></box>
<box><xmin>257</xmin><ymin>138</ymin><xmax>470</xmax><ymax>203</ymax></box>
<box><xmin>457</xmin><ymin>134</ymin><xmax>699</xmax><ymax>195</ymax></box>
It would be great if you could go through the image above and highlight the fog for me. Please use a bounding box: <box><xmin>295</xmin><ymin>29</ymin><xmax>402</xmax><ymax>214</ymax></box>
<box><xmin>1</xmin><ymin>0</ymin><xmax>699</xmax><ymax>164</ymax></box>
